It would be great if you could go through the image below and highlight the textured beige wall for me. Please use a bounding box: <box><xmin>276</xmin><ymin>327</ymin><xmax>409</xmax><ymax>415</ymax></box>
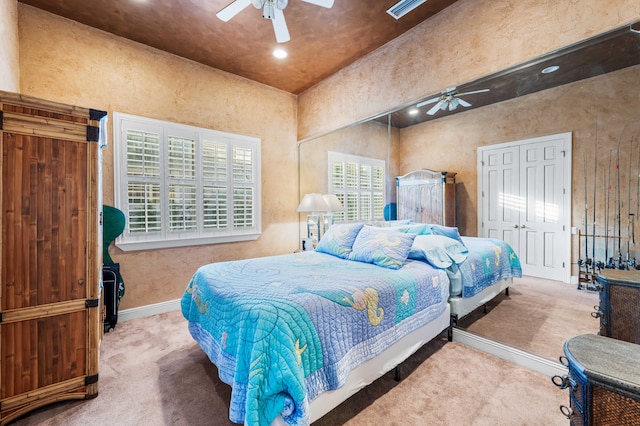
<box><xmin>399</xmin><ymin>65</ymin><xmax>640</xmax><ymax>274</ymax></box>
<box><xmin>0</xmin><ymin>0</ymin><xmax>20</xmax><ymax>92</ymax></box>
<box><xmin>298</xmin><ymin>0</ymin><xmax>640</xmax><ymax>141</ymax></box>
<box><xmin>17</xmin><ymin>5</ymin><xmax>298</xmax><ymax>310</ymax></box>
<box><xmin>298</xmin><ymin>119</ymin><xmax>399</xmax><ymax>235</ymax></box>
<box><xmin>299</xmin><ymin>119</ymin><xmax>398</xmax><ymax>199</ymax></box>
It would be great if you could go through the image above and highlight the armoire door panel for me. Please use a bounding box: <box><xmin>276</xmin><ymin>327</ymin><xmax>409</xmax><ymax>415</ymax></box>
<box><xmin>2</xmin><ymin>134</ymin><xmax>88</xmax><ymax>311</ymax></box>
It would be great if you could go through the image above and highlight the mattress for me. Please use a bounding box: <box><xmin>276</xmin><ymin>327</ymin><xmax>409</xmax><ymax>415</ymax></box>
<box><xmin>181</xmin><ymin>250</ymin><xmax>450</xmax><ymax>425</ymax></box>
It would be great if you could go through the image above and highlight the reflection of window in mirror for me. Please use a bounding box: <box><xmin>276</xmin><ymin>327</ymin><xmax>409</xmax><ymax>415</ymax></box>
<box><xmin>328</xmin><ymin>151</ymin><xmax>385</xmax><ymax>222</ymax></box>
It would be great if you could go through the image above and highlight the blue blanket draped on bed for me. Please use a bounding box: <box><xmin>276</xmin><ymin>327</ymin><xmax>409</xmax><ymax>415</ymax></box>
<box><xmin>181</xmin><ymin>251</ymin><xmax>448</xmax><ymax>425</ymax></box>
<box><xmin>458</xmin><ymin>236</ymin><xmax>522</xmax><ymax>297</ymax></box>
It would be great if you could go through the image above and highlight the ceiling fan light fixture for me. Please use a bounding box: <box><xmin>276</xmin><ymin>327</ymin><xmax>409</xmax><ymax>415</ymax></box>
<box><xmin>263</xmin><ymin>1</ymin><xmax>275</xmax><ymax>19</ymax></box>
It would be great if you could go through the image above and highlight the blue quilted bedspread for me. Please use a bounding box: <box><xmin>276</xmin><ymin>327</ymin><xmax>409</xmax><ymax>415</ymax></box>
<box><xmin>458</xmin><ymin>237</ymin><xmax>522</xmax><ymax>298</ymax></box>
<box><xmin>181</xmin><ymin>251</ymin><xmax>448</xmax><ymax>425</ymax></box>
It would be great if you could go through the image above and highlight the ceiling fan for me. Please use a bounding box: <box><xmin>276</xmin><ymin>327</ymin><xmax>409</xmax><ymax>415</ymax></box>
<box><xmin>416</xmin><ymin>87</ymin><xmax>490</xmax><ymax>115</ymax></box>
<box><xmin>216</xmin><ymin>0</ymin><xmax>335</xmax><ymax>43</ymax></box>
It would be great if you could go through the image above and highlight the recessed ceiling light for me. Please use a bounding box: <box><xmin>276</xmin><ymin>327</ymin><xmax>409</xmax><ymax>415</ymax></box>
<box><xmin>541</xmin><ymin>65</ymin><xmax>560</xmax><ymax>74</ymax></box>
<box><xmin>273</xmin><ymin>49</ymin><xmax>288</xmax><ymax>59</ymax></box>
<box><xmin>408</xmin><ymin>108</ymin><xmax>419</xmax><ymax>115</ymax></box>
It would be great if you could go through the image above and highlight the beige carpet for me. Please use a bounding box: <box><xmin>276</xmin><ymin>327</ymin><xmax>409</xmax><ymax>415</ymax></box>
<box><xmin>13</xmin><ymin>310</ymin><xmax>568</xmax><ymax>426</ymax></box>
<box><xmin>457</xmin><ymin>276</ymin><xmax>600</xmax><ymax>360</ymax></box>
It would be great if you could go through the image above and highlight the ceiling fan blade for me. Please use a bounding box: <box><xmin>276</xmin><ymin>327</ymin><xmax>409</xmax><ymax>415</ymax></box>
<box><xmin>449</xmin><ymin>98</ymin><xmax>459</xmax><ymax>110</ymax></box>
<box><xmin>272</xmin><ymin>9</ymin><xmax>290</xmax><ymax>43</ymax></box>
<box><xmin>216</xmin><ymin>0</ymin><xmax>252</xmax><ymax>22</ymax></box>
<box><xmin>457</xmin><ymin>98</ymin><xmax>472</xmax><ymax>107</ymax></box>
<box><xmin>457</xmin><ymin>88</ymin><xmax>490</xmax><ymax>97</ymax></box>
<box><xmin>301</xmin><ymin>0</ymin><xmax>335</xmax><ymax>8</ymax></box>
<box><xmin>427</xmin><ymin>101</ymin><xmax>444</xmax><ymax>115</ymax></box>
<box><xmin>416</xmin><ymin>96</ymin><xmax>441</xmax><ymax>108</ymax></box>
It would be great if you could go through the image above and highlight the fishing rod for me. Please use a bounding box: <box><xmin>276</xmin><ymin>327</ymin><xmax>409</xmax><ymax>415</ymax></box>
<box><xmin>627</xmin><ymin>138</ymin><xmax>635</xmax><ymax>268</ymax></box>
<box><xmin>615</xmin><ymin>123</ymin><xmax>628</xmax><ymax>269</ymax></box>
<box><xmin>606</xmin><ymin>149</ymin><xmax>616</xmax><ymax>269</ymax></box>
<box><xmin>583</xmin><ymin>152</ymin><xmax>590</xmax><ymax>271</ymax></box>
<box><xmin>605</xmin><ymin>149</ymin><xmax>611</xmax><ymax>265</ymax></box>
<box><xmin>592</xmin><ymin>121</ymin><xmax>598</xmax><ymax>270</ymax></box>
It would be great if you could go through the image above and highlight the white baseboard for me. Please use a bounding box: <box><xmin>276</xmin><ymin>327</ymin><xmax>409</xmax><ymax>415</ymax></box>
<box><xmin>118</xmin><ymin>298</ymin><xmax>181</xmax><ymax>323</ymax></box>
<box><xmin>452</xmin><ymin>328</ymin><xmax>567</xmax><ymax>377</ymax></box>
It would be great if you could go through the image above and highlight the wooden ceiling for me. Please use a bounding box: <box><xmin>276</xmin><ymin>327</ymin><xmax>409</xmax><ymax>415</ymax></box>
<box><xmin>18</xmin><ymin>0</ymin><xmax>459</xmax><ymax>94</ymax></box>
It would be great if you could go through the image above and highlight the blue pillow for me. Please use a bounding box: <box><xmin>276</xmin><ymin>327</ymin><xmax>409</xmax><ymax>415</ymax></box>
<box><xmin>315</xmin><ymin>223</ymin><xmax>364</xmax><ymax>258</ymax></box>
<box><xmin>382</xmin><ymin>223</ymin><xmax>433</xmax><ymax>235</ymax></box>
<box><xmin>408</xmin><ymin>234</ymin><xmax>469</xmax><ymax>268</ymax></box>
<box><xmin>348</xmin><ymin>225</ymin><xmax>416</xmax><ymax>269</ymax></box>
<box><xmin>431</xmin><ymin>225</ymin><xmax>464</xmax><ymax>244</ymax></box>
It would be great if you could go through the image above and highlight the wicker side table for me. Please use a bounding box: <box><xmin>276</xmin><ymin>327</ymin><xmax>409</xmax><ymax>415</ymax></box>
<box><xmin>553</xmin><ymin>334</ymin><xmax>640</xmax><ymax>425</ymax></box>
<box><xmin>595</xmin><ymin>269</ymin><xmax>640</xmax><ymax>344</ymax></box>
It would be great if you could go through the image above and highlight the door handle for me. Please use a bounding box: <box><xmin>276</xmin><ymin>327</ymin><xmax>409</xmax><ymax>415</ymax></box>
<box><xmin>513</xmin><ymin>225</ymin><xmax>519</xmax><ymax>228</ymax></box>
<box><xmin>520</xmin><ymin>224</ymin><xmax>526</xmax><ymax>228</ymax></box>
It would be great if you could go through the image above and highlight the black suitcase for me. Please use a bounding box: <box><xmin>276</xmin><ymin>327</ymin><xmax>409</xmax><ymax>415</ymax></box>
<box><xmin>103</xmin><ymin>263</ymin><xmax>125</xmax><ymax>333</ymax></box>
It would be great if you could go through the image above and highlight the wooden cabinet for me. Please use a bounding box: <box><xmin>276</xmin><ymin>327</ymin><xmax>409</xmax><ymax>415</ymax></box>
<box><xmin>554</xmin><ymin>334</ymin><xmax>640</xmax><ymax>425</ymax></box>
<box><xmin>0</xmin><ymin>91</ymin><xmax>106</xmax><ymax>424</ymax></box>
<box><xmin>595</xmin><ymin>269</ymin><xmax>640</xmax><ymax>344</ymax></box>
<box><xmin>396</xmin><ymin>169</ymin><xmax>456</xmax><ymax>226</ymax></box>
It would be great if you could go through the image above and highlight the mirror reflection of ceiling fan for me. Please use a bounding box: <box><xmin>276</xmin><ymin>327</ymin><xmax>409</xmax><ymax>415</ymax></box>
<box><xmin>416</xmin><ymin>87</ymin><xmax>490</xmax><ymax>115</ymax></box>
<box><xmin>216</xmin><ymin>0</ymin><xmax>335</xmax><ymax>43</ymax></box>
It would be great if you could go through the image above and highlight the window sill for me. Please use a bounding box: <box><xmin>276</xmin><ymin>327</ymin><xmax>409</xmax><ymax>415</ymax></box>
<box><xmin>115</xmin><ymin>232</ymin><xmax>260</xmax><ymax>252</ymax></box>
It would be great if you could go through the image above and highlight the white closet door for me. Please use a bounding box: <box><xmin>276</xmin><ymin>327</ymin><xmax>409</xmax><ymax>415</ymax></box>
<box><xmin>479</xmin><ymin>133</ymin><xmax>571</xmax><ymax>282</ymax></box>
<box><xmin>519</xmin><ymin>139</ymin><xmax>567</xmax><ymax>280</ymax></box>
<box><xmin>481</xmin><ymin>145</ymin><xmax>521</xmax><ymax>251</ymax></box>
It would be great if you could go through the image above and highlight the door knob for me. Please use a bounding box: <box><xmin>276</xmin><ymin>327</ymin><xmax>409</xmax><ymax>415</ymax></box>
<box><xmin>513</xmin><ymin>225</ymin><xmax>519</xmax><ymax>228</ymax></box>
<box><xmin>520</xmin><ymin>224</ymin><xmax>526</xmax><ymax>228</ymax></box>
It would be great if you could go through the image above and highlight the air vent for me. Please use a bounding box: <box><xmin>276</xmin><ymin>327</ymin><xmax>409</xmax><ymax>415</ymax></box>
<box><xmin>386</xmin><ymin>0</ymin><xmax>427</xmax><ymax>19</ymax></box>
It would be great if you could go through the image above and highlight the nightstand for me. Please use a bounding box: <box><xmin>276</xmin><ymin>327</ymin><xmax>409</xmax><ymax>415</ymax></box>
<box><xmin>595</xmin><ymin>269</ymin><xmax>640</xmax><ymax>344</ymax></box>
<box><xmin>553</xmin><ymin>334</ymin><xmax>640</xmax><ymax>425</ymax></box>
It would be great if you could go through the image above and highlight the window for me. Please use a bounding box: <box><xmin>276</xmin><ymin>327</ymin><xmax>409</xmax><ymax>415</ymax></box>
<box><xmin>328</xmin><ymin>151</ymin><xmax>385</xmax><ymax>222</ymax></box>
<box><xmin>113</xmin><ymin>112</ymin><xmax>261</xmax><ymax>251</ymax></box>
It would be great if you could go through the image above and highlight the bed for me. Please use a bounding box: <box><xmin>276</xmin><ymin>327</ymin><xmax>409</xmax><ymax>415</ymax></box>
<box><xmin>181</xmin><ymin>222</ymin><xmax>520</xmax><ymax>425</ymax></box>
<box><xmin>448</xmin><ymin>236</ymin><xmax>522</xmax><ymax>321</ymax></box>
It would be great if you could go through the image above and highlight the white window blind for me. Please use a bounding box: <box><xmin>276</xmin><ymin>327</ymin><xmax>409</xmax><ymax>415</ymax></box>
<box><xmin>328</xmin><ymin>151</ymin><xmax>385</xmax><ymax>222</ymax></box>
<box><xmin>113</xmin><ymin>112</ymin><xmax>261</xmax><ymax>251</ymax></box>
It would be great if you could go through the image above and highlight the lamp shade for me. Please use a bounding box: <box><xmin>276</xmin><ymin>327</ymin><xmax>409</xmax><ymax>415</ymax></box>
<box><xmin>297</xmin><ymin>193</ymin><xmax>330</xmax><ymax>212</ymax></box>
<box><xmin>322</xmin><ymin>194</ymin><xmax>344</xmax><ymax>212</ymax></box>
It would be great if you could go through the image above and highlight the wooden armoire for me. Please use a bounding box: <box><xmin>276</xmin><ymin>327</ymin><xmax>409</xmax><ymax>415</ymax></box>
<box><xmin>396</xmin><ymin>169</ymin><xmax>456</xmax><ymax>226</ymax></box>
<box><xmin>0</xmin><ymin>91</ymin><xmax>106</xmax><ymax>424</ymax></box>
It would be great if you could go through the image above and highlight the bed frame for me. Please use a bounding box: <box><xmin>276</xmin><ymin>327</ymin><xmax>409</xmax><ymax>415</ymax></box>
<box><xmin>272</xmin><ymin>305</ymin><xmax>452</xmax><ymax>424</ymax></box>
<box><xmin>449</xmin><ymin>277</ymin><xmax>513</xmax><ymax>325</ymax></box>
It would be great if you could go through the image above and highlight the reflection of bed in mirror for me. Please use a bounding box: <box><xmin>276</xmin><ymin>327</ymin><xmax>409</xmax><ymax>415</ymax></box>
<box><xmin>298</xmin><ymin>22</ymin><xmax>640</xmax><ymax>364</ymax></box>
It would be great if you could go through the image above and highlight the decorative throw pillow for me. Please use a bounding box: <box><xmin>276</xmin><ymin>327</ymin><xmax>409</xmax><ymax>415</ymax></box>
<box><xmin>431</xmin><ymin>225</ymin><xmax>464</xmax><ymax>244</ymax></box>
<box><xmin>348</xmin><ymin>225</ymin><xmax>416</xmax><ymax>269</ymax></box>
<box><xmin>408</xmin><ymin>234</ymin><xmax>469</xmax><ymax>268</ymax></box>
<box><xmin>378</xmin><ymin>223</ymin><xmax>433</xmax><ymax>236</ymax></box>
<box><xmin>315</xmin><ymin>223</ymin><xmax>364</xmax><ymax>258</ymax></box>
